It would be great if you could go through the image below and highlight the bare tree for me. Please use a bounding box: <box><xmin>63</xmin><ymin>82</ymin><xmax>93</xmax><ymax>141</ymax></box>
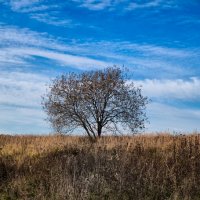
<box><xmin>43</xmin><ymin>67</ymin><xmax>148</xmax><ymax>139</ymax></box>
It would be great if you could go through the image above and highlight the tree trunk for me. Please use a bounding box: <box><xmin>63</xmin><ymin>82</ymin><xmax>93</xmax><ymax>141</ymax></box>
<box><xmin>97</xmin><ymin>123</ymin><xmax>102</xmax><ymax>137</ymax></box>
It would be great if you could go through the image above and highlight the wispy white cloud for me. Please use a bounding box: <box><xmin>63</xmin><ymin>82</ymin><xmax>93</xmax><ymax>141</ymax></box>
<box><xmin>79</xmin><ymin>41</ymin><xmax>195</xmax><ymax>58</ymax></box>
<box><xmin>118</xmin><ymin>42</ymin><xmax>193</xmax><ymax>57</ymax></box>
<box><xmin>71</xmin><ymin>0</ymin><xmax>176</xmax><ymax>11</ymax></box>
<box><xmin>2</xmin><ymin>1</ymin><xmax>73</xmax><ymax>27</ymax></box>
<box><xmin>147</xmin><ymin>102</ymin><xmax>200</xmax><ymax>132</ymax></box>
<box><xmin>0</xmin><ymin>105</ymin><xmax>50</xmax><ymax>134</ymax></box>
<box><xmin>73</xmin><ymin>0</ymin><xmax>112</xmax><ymax>11</ymax></box>
<box><xmin>0</xmin><ymin>25</ymin><xmax>198</xmax><ymax>75</ymax></box>
<box><xmin>5</xmin><ymin>47</ymin><xmax>109</xmax><ymax>69</ymax></box>
<box><xmin>0</xmin><ymin>71</ymin><xmax>48</xmax><ymax>107</ymax></box>
<box><xmin>176</xmin><ymin>16</ymin><xmax>200</xmax><ymax>25</ymax></box>
<box><xmin>30</xmin><ymin>13</ymin><xmax>73</xmax><ymax>27</ymax></box>
<box><xmin>0</xmin><ymin>25</ymin><xmax>109</xmax><ymax>68</ymax></box>
<box><xmin>18</xmin><ymin>4</ymin><xmax>58</xmax><ymax>13</ymax></box>
<box><xmin>0</xmin><ymin>25</ymin><xmax>65</xmax><ymax>50</ymax></box>
<box><xmin>72</xmin><ymin>41</ymin><xmax>197</xmax><ymax>77</ymax></box>
<box><xmin>127</xmin><ymin>0</ymin><xmax>161</xmax><ymax>10</ymax></box>
<box><xmin>130</xmin><ymin>77</ymin><xmax>200</xmax><ymax>132</ymax></box>
<box><xmin>0</xmin><ymin>70</ymin><xmax>50</xmax><ymax>134</ymax></box>
<box><xmin>134</xmin><ymin>78</ymin><xmax>200</xmax><ymax>101</ymax></box>
<box><xmin>4</xmin><ymin>0</ymin><xmax>177</xmax><ymax>13</ymax></box>
<box><xmin>6</xmin><ymin>0</ymin><xmax>40</xmax><ymax>12</ymax></box>
<box><xmin>0</xmin><ymin>49</ymin><xmax>28</xmax><ymax>65</ymax></box>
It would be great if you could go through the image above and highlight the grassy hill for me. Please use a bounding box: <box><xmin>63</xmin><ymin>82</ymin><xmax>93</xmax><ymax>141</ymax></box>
<box><xmin>1</xmin><ymin>133</ymin><xmax>200</xmax><ymax>200</ymax></box>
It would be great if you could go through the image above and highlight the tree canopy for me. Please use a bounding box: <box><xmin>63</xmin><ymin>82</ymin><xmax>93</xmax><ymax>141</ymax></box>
<box><xmin>43</xmin><ymin>67</ymin><xmax>148</xmax><ymax>139</ymax></box>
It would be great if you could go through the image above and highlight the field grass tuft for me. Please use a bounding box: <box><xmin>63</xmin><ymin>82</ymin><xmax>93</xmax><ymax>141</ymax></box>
<box><xmin>1</xmin><ymin>133</ymin><xmax>200</xmax><ymax>200</ymax></box>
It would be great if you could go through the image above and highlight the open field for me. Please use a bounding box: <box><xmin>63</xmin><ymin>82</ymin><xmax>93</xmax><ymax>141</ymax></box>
<box><xmin>1</xmin><ymin>133</ymin><xmax>200</xmax><ymax>200</ymax></box>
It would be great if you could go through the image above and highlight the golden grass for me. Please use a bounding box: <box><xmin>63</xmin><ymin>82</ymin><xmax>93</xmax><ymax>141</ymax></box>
<box><xmin>1</xmin><ymin>133</ymin><xmax>200</xmax><ymax>199</ymax></box>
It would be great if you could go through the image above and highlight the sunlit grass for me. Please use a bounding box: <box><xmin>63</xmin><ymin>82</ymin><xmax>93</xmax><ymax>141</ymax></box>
<box><xmin>1</xmin><ymin>133</ymin><xmax>200</xmax><ymax>199</ymax></box>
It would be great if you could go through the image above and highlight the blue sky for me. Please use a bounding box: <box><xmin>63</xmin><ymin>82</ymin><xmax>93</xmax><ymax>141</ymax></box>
<box><xmin>0</xmin><ymin>0</ymin><xmax>200</xmax><ymax>134</ymax></box>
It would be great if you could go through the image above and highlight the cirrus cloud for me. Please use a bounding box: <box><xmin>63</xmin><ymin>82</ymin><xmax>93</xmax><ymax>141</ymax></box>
<box><xmin>134</xmin><ymin>77</ymin><xmax>200</xmax><ymax>101</ymax></box>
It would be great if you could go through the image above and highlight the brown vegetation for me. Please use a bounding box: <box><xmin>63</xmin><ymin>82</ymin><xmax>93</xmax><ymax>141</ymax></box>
<box><xmin>1</xmin><ymin>133</ymin><xmax>200</xmax><ymax>199</ymax></box>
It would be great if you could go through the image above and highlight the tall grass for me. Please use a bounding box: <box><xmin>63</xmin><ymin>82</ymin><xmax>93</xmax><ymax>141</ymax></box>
<box><xmin>1</xmin><ymin>133</ymin><xmax>200</xmax><ymax>200</ymax></box>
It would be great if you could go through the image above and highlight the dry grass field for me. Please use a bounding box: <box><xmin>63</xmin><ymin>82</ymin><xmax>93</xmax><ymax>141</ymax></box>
<box><xmin>1</xmin><ymin>133</ymin><xmax>200</xmax><ymax>200</ymax></box>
